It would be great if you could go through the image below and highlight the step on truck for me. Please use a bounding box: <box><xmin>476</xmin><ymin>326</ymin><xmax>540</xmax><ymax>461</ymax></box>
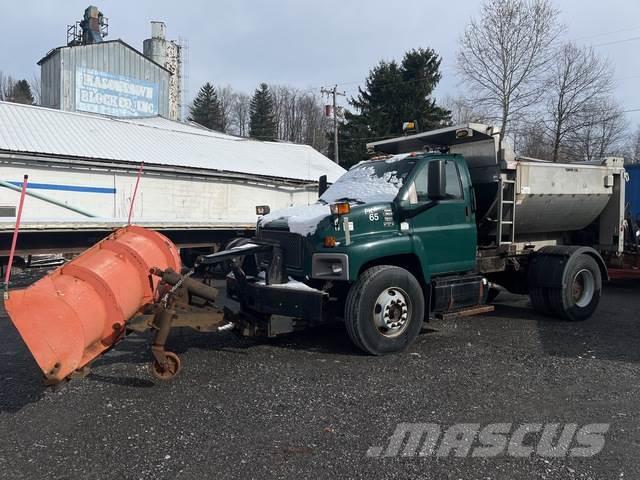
<box><xmin>4</xmin><ymin>124</ymin><xmax>628</xmax><ymax>383</ymax></box>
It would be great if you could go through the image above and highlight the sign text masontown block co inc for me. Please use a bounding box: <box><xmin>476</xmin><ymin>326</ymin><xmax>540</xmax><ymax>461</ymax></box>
<box><xmin>75</xmin><ymin>67</ymin><xmax>159</xmax><ymax>117</ymax></box>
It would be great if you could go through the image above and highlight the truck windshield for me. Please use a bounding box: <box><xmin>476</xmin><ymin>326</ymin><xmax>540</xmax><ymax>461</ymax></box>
<box><xmin>320</xmin><ymin>157</ymin><xmax>416</xmax><ymax>204</ymax></box>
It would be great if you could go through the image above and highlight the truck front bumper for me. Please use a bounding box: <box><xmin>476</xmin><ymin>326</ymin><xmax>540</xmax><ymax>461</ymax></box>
<box><xmin>227</xmin><ymin>274</ymin><xmax>328</xmax><ymax>324</ymax></box>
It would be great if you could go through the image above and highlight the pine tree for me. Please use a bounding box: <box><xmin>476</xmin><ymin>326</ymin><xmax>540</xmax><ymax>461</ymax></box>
<box><xmin>249</xmin><ymin>83</ymin><xmax>276</xmax><ymax>141</ymax></box>
<box><xmin>188</xmin><ymin>82</ymin><xmax>223</xmax><ymax>131</ymax></box>
<box><xmin>338</xmin><ymin>48</ymin><xmax>450</xmax><ymax>167</ymax></box>
<box><xmin>7</xmin><ymin>79</ymin><xmax>34</xmax><ymax>105</ymax></box>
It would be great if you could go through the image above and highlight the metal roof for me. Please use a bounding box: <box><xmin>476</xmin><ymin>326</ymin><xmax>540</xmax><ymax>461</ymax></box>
<box><xmin>0</xmin><ymin>102</ymin><xmax>345</xmax><ymax>183</ymax></box>
<box><xmin>37</xmin><ymin>39</ymin><xmax>172</xmax><ymax>74</ymax></box>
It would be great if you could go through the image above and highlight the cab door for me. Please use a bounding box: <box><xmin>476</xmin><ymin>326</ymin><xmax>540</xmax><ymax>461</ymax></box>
<box><xmin>408</xmin><ymin>157</ymin><xmax>477</xmax><ymax>275</ymax></box>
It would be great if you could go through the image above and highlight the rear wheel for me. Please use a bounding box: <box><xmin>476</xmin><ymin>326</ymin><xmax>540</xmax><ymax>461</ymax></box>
<box><xmin>529</xmin><ymin>254</ymin><xmax>602</xmax><ymax>321</ymax></box>
<box><xmin>345</xmin><ymin>265</ymin><xmax>424</xmax><ymax>355</ymax></box>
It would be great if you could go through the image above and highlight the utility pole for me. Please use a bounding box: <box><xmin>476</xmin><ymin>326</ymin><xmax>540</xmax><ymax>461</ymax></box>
<box><xmin>321</xmin><ymin>85</ymin><xmax>345</xmax><ymax>165</ymax></box>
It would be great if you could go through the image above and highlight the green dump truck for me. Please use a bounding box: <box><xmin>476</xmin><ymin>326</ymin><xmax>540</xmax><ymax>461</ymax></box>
<box><xmin>205</xmin><ymin>124</ymin><xmax>627</xmax><ymax>355</ymax></box>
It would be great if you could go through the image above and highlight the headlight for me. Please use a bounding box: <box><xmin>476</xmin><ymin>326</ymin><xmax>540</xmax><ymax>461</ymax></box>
<box><xmin>312</xmin><ymin>253</ymin><xmax>349</xmax><ymax>280</ymax></box>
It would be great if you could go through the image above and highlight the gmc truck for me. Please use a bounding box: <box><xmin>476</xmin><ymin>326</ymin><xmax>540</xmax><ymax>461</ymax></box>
<box><xmin>214</xmin><ymin>123</ymin><xmax>626</xmax><ymax>355</ymax></box>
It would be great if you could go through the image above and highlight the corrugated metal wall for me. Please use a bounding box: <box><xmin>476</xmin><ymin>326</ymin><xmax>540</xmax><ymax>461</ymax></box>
<box><xmin>40</xmin><ymin>50</ymin><xmax>61</xmax><ymax>109</ymax></box>
<box><xmin>40</xmin><ymin>41</ymin><xmax>170</xmax><ymax>117</ymax></box>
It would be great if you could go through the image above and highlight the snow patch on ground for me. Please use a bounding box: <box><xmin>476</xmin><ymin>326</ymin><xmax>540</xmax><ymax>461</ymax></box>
<box><xmin>258</xmin><ymin>203</ymin><xmax>331</xmax><ymax>236</ymax></box>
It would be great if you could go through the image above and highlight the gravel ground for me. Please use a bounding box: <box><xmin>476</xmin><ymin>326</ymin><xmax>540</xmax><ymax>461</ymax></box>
<box><xmin>0</xmin><ymin>274</ymin><xmax>639</xmax><ymax>480</ymax></box>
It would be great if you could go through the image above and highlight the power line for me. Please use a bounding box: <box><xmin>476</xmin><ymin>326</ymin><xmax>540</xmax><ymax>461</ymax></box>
<box><xmin>592</xmin><ymin>35</ymin><xmax>640</xmax><ymax>48</ymax></box>
<box><xmin>575</xmin><ymin>25</ymin><xmax>640</xmax><ymax>41</ymax></box>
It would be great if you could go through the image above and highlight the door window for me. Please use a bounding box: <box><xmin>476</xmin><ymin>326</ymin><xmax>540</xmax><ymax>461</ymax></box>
<box><xmin>445</xmin><ymin>161</ymin><xmax>463</xmax><ymax>199</ymax></box>
<box><xmin>414</xmin><ymin>166</ymin><xmax>430</xmax><ymax>203</ymax></box>
<box><xmin>410</xmin><ymin>159</ymin><xmax>463</xmax><ymax>203</ymax></box>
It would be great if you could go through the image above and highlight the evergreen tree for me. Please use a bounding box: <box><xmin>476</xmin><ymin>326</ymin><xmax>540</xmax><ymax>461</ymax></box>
<box><xmin>338</xmin><ymin>48</ymin><xmax>450</xmax><ymax>167</ymax></box>
<box><xmin>249</xmin><ymin>83</ymin><xmax>276</xmax><ymax>141</ymax></box>
<box><xmin>7</xmin><ymin>79</ymin><xmax>34</xmax><ymax>105</ymax></box>
<box><xmin>188</xmin><ymin>82</ymin><xmax>223</xmax><ymax>131</ymax></box>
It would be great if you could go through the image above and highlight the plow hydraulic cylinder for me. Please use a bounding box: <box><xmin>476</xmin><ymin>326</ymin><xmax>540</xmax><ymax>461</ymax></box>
<box><xmin>4</xmin><ymin>226</ymin><xmax>181</xmax><ymax>384</ymax></box>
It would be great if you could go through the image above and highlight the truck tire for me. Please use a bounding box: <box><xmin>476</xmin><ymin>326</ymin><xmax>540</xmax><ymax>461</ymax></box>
<box><xmin>345</xmin><ymin>265</ymin><xmax>424</xmax><ymax>355</ymax></box>
<box><xmin>221</xmin><ymin>238</ymin><xmax>257</xmax><ymax>276</ymax></box>
<box><xmin>529</xmin><ymin>253</ymin><xmax>602</xmax><ymax>321</ymax></box>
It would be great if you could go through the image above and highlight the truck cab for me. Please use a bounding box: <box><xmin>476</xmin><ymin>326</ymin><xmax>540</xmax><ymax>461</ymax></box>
<box><xmin>259</xmin><ymin>153</ymin><xmax>477</xmax><ymax>283</ymax></box>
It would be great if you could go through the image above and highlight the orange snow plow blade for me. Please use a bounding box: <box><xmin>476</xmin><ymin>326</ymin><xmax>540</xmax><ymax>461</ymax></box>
<box><xmin>4</xmin><ymin>226</ymin><xmax>181</xmax><ymax>384</ymax></box>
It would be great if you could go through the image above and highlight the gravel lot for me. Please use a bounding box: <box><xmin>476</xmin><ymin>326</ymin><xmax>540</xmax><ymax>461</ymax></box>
<box><xmin>1</xmin><ymin>275</ymin><xmax>639</xmax><ymax>480</ymax></box>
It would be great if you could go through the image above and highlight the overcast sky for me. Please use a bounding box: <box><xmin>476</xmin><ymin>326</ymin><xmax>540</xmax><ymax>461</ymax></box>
<box><xmin>2</xmin><ymin>0</ymin><xmax>640</xmax><ymax>124</ymax></box>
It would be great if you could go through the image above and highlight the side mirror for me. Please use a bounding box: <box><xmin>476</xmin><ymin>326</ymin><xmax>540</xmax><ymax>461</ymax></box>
<box><xmin>428</xmin><ymin>160</ymin><xmax>446</xmax><ymax>200</ymax></box>
<box><xmin>318</xmin><ymin>175</ymin><xmax>328</xmax><ymax>197</ymax></box>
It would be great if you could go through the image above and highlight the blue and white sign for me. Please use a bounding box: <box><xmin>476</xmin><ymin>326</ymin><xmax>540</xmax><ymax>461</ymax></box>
<box><xmin>75</xmin><ymin>68</ymin><xmax>158</xmax><ymax>117</ymax></box>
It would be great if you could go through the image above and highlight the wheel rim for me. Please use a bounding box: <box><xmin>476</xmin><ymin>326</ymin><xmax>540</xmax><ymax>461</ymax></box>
<box><xmin>150</xmin><ymin>352</ymin><xmax>181</xmax><ymax>381</ymax></box>
<box><xmin>372</xmin><ymin>287</ymin><xmax>411</xmax><ymax>338</ymax></box>
<box><xmin>572</xmin><ymin>269</ymin><xmax>595</xmax><ymax>308</ymax></box>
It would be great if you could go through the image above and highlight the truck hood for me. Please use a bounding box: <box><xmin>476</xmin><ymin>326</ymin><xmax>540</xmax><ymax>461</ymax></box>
<box><xmin>258</xmin><ymin>203</ymin><xmax>332</xmax><ymax>236</ymax></box>
<box><xmin>259</xmin><ymin>201</ymin><xmax>397</xmax><ymax>240</ymax></box>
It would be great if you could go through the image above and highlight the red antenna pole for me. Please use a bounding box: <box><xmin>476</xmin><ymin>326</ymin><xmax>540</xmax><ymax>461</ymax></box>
<box><xmin>127</xmin><ymin>161</ymin><xmax>144</xmax><ymax>225</ymax></box>
<box><xmin>4</xmin><ymin>174</ymin><xmax>28</xmax><ymax>299</ymax></box>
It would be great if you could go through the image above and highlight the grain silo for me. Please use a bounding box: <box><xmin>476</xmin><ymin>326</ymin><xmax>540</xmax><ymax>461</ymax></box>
<box><xmin>143</xmin><ymin>22</ymin><xmax>182</xmax><ymax>121</ymax></box>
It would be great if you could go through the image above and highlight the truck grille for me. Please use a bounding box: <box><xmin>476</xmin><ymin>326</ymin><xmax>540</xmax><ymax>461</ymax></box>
<box><xmin>257</xmin><ymin>229</ymin><xmax>304</xmax><ymax>270</ymax></box>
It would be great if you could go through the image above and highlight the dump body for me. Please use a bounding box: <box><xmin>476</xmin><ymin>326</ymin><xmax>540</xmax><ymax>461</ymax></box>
<box><xmin>368</xmin><ymin>124</ymin><xmax>626</xmax><ymax>253</ymax></box>
<box><xmin>513</xmin><ymin>161</ymin><xmax>615</xmax><ymax>233</ymax></box>
<box><xmin>5</xmin><ymin>225</ymin><xmax>181</xmax><ymax>383</ymax></box>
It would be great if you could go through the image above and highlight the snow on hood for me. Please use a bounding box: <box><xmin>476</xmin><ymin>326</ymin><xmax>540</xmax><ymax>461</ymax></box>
<box><xmin>259</xmin><ymin>158</ymin><xmax>412</xmax><ymax>237</ymax></box>
<box><xmin>258</xmin><ymin>203</ymin><xmax>331</xmax><ymax>236</ymax></box>
<box><xmin>319</xmin><ymin>163</ymin><xmax>405</xmax><ymax>204</ymax></box>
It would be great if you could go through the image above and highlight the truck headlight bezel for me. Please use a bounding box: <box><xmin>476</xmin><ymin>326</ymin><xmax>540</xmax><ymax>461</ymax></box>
<box><xmin>311</xmin><ymin>253</ymin><xmax>349</xmax><ymax>281</ymax></box>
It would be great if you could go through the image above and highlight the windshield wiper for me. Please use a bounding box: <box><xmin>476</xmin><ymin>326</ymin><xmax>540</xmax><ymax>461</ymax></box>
<box><xmin>333</xmin><ymin>197</ymin><xmax>365</xmax><ymax>204</ymax></box>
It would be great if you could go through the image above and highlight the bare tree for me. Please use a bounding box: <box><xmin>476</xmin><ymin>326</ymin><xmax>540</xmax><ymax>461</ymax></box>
<box><xmin>543</xmin><ymin>43</ymin><xmax>613</xmax><ymax>161</ymax></box>
<box><xmin>457</xmin><ymin>0</ymin><xmax>562</xmax><ymax>148</ymax></box>
<box><xmin>566</xmin><ymin>97</ymin><xmax>627</xmax><ymax>161</ymax></box>
<box><xmin>0</xmin><ymin>72</ymin><xmax>16</xmax><ymax>101</ymax></box>
<box><xmin>441</xmin><ymin>95</ymin><xmax>491</xmax><ymax>125</ymax></box>
<box><xmin>631</xmin><ymin>127</ymin><xmax>640</xmax><ymax>164</ymax></box>
<box><xmin>268</xmin><ymin>84</ymin><xmax>330</xmax><ymax>152</ymax></box>
<box><xmin>216</xmin><ymin>84</ymin><xmax>236</xmax><ymax>133</ymax></box>
<box><xmin>230</xmin><ymin>93</ymin><xmax>251</xmax><ymax>137</ymax></box>
<box><xmin>30</xmin><ymin>73</ymin><xmax>41</xmax><ymax>106</ymax></box>
<box><xmin>513</xmin><ymin>116</ymin><xmax>550</xmax><ymax>159</ymax></box>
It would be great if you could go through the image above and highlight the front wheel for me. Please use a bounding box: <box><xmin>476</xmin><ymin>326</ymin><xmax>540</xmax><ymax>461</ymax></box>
<box><xmin>344</xmin><ymin>265</ymin><xmax>425</xmax><ymax>355</ymax></box>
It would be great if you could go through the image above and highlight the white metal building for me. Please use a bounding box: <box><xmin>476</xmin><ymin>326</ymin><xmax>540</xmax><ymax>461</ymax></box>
<box><xmin>0</xmin><ymin>101</ymin><xmax>345</xmax><ymax>225</ymax></box>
